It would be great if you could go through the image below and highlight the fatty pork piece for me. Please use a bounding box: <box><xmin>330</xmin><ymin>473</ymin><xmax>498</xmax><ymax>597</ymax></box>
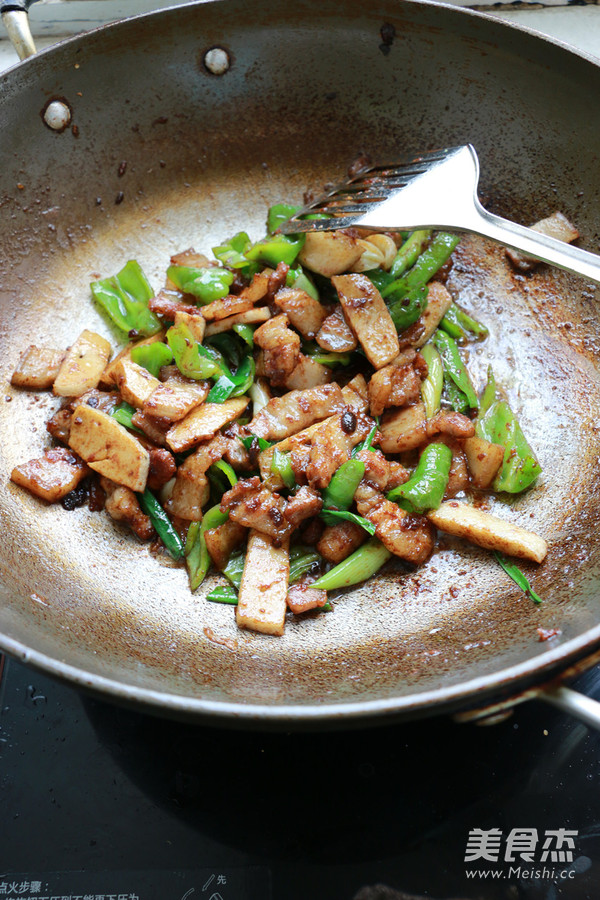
<box><xmin>273</xmin><ymin>286</ymin><xmax>328</xmax><ymax>338</ymax></box>
<box><xmin>367</xmin><ymin>349</ymin><xmax>425</xmax><ymax>417</ymax></box>
<box><xmin>165</xmin><ymin>434</ymin><xmax>231</xmax><ymax>520</ymax></box>
<box><xmin>287</xmin><ymin>583</ymin><xmax>328</xmax><ymax>614</ymax></box>
<box><xmin>316</xmin><ymin>520</ymin><xmax>365</xmax><ymax>564</ymax></box>
<box><xmin>253</xmin><ymin>313</ymin><xmax>301</xmax><ymax>386</ymax></box>
<box><xmin>355</xmin><ymin>481</ymin><xmax>434</xmax><ymax>565</ymax></box>
<box><xmin>100</xmin><ymin>477</ymin><xmax>154</xmax><ymax>540</ymax></box>
<box><xmin>283</xmin><ymin>354</ymin><xmax>332</xmax><ymax>391</ymax></box>
<box><xmin>305</xmin><ymin>409</ymin><xmax>374</xmax><ymax>490</ymax></box>
<box><xmin>248</xmin><ymin>383</ymin><xmax>345</xmax><ymax>441</ymax></box>
<box><xmin>11</xmin><ymin>447</ymin><xmax>89</xmax><ymax>503</ymax></box>
<box><xmin>221</xmin><ymin>477</ymin><xmax>293</xmax><ymax>543</ymax></box>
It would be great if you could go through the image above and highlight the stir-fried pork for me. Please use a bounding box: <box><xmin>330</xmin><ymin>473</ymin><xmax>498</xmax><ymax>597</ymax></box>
<box><xmin>253</xmin><ymin>313</ymin><xmax>301</xmax><ymax>386</ymax></box>
<box><xmin>11</xmin><ymin>447</ymin><xmax>89</xmax><ymax>503</ymax></box>
<box><xmin>101</xmin><ymin>477</ymin><xmax>155</xmax><ymax>540</ymax></box>
<box><xmin>248</xmin><ymin>383</ymin><xmax>344</xmax><ymax>441</ymax></box>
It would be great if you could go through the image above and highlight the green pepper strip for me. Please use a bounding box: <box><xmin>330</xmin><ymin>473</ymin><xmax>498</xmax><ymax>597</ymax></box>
<box><xmin>233</xmin><ymin>323</ymin><xmax>256</xmax><ymax>347</ymax></box>
<box><xmin>245</xmin><ymin>232</ymin><xmax>305</xmax><ymax>268</ymax></box>
<box><xmin>389</xmin><ymin>229</ymin><xmax>432</xmax><ymax>278</ymax></box>
<box><xmin>320</xmin><ymin>508</ymin><xmax>376</xmax><ymax>535</ymax></box>
<box><xmin>286</xmin><ymin>265</ymin><xmax>319</xmax><ymax>300</ymax></box>
<box><xmin>479</xmin><ymin>365</ymin><xmax>497</xmax><ymax>415</ymax></box>
<box><xmin>91</xmin><ymin>260</ymin><xmax>162</xmax><ymax>337</ymax></box>
<box><xmin>494</xmin><ymin>551</ymin><xmax>542</xmax><ymax>604</ymax></box>
<box><xmin>223</xmin><ymin>551</ymin><xmax>245</xmax><ymax>588</ymax></box>
<box><xmin>443</xmin><ymin>375</ymin><xmax>470</xmax><ymax>415</ymax></box>
<box><xmin>111</xmin><ymin>401</ymin><xmax>143</xmax><ymax>433</ymax></box>
<box><xmin>381</xmin><ymin>232</ymin><xmax>460</xmax><ymax>300</ymax></box>
<box><xmin>130</xmin><ymin>341</ymin><xmax>173</xmax><ymax>377</ymax></box>
<box><xmin>185</xmin><ymin>504</ymin><xmax>229</xmax><ymax>591</ymax></box>
<box><xmin>351</xmin><ymin>422</ymin><xmax>379</xmax><ymax>457</ymax></box>
<box><xmin>386</xmin><ymin>284</ymin><xmax>429</xmax><ymax>333</ymax></box>
<box><xmin>166</xmin><ymin>322</ymin><xmax>221</xmax><ymax>381</ymax></box>
<box><xmin>387</xmin><ymin>443</ymin><xmax>453</xmax><ymax>513</ymax></box>
<box><xmin>271</xmin><ymin>448</ymin><xmax>296</xmax><ymax>490</ymax></box>
<box><xmin>322</xmin><ymin>458</ymin><xmax>365</xmax><ymax>510</ymax></box>
<box><xmin>312</xmin><ymin>537</ymin><xmax>392</xmax><ymax>591</ymax></box>
<box><xmin>433</xmin><ymin>329</ymin><xmax>479</xmax><ymax>409</ymax></box>
<box><xmin>212</xmin><ymin>231</ymin><xmax>254</xmax><ymax>270</ymax></box>
<box><xmin>137</xmin><ymin>489</ymin><xmax>184</xmax><ymax>560</ymax></box>
<box><xmin>440</xmin><ymin>303</ymin><xmax>489</xmax><ymax>342</ymax></box>
<box><xmin>207</xmin><ymin>584</ymin><xmax>239</xmax><ymax>604</ymax></box>
<box><xmin>420</xmin><ymin>343</ymin><xmax>444</xmax><ymax>419</ymax></box>
<box><xmin>166</xmin><ymin>265</ymin><xmax>234</xmax><ymax>304</ymax></box>
<box><xmin>476</xmin><ymin>399</ymin><xmax>542</xmax><ymax>493</ymax></box>
<box><xmin>207</xmin><ymin>354</ymin><xmax>255</xmax><ymax>403</ymax></box>
<box><xmin>267</xmin><ymin>202</ymin><xmax>302</xmax><ymax>234</ymax></box>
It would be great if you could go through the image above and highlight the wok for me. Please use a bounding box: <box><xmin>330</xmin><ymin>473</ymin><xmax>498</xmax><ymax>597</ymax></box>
<box><xmin>1</xmin><ymin>0</ymin><xmax>600</xmax><ymax>728</ymax></box>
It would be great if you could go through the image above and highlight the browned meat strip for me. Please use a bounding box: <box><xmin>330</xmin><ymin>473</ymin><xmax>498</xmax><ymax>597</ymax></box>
<box><xmin>220</xmin><ymin>477</ymin><xmax>292</xmax><ymax>544</ymax></box>
<box><xmin>316</xmin><ymin>520</ymin><xmax>365</xmax><ymax>563</ymax></box>
<box><xmin>426</xmin><ymin>410</ymin><xmax>475</xmax><ymax>439</ymax></box>
<box><xmin>248</xmin><ymin>383</ymin><xmax>344</xmax><ymax>441</ymax></box>
<box><xmin>101</xmin><ymin>477</ymin><xmax>155</xmax><ymax>540</ymax></box>
<box><xmin>368</xmin><ymin>357</ymin><xmax>423</xmax><ymax>417</ymax></box>
<box><xmin>283</xmin><ymin>486</ymin><xmax>323</xmax><ymax>528</ymax></box>
<box><xmin>273</xmin><ymin>287</ymin><xmax>328</xmax><ymax>338</ymax></box>
<box><xmin>147</xmin><ymin>448</ymin><xmax>177</xmax><ymax>491</ymax></box>
<box><xmin>355</xmin><ymin>482</ymin><xmax>434</xmax><ymax>564</ymax></box>
<box><xmin>254</xmin><ymin>313</ymin><xmax>301</xmax><ymax>386</ymax></box>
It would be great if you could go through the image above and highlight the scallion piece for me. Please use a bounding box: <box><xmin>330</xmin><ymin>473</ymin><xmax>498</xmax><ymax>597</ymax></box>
<box><xmin>312</xmin><ymin>537</ymin><xmax>392</xmax><ymax>591</ymax></box>
<box><xmin>494</xmin><ymin>551</ymin><xmax>542</xmax><ymax>605</ymax></box>
<box><xmin>137</xmin><ymin>489</ymin><xmax>184</xmax><ymax>560</ymax></box>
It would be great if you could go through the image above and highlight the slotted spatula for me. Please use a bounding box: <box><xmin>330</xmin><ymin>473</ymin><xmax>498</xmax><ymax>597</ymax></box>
<box><xmin>279</xmin><ymin>144</ymin><xmax>600</xmax><ymax>284</ymax></box>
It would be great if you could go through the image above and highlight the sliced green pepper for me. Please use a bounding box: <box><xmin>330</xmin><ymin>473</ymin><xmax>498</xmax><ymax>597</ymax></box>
<box><xmin>440</xmin><ymin>302</ymin><xmax>489</xmax><ymax>342</ymax></box>
<box><xmin>244</xmin><ymin>232</ymin><xmax>305</xmax><ymax>268</ymax></box>
<box><xmin>137</xmin><ymin>489</ymin><xmax>184</xmax><ymax>560</ymax></box>
<box><xmin>322</xmin><ymin>458</ymin><xmax>365</xmax><ymax>511</ymax></box>
<box><xmin>166</xmin><ymin>322</ymin><xmax>221</xmax><ymax>380</ymax></box>
<box><xmin>212</xmin><ymin>231</ymin><xmax>254</xmax><ymax>270</ymax></box>
<box><xmin>387</xmin><ymin>443</ymin><xmax>452</xmax><ymax>513</ymax></box>
<box><xmin>166</xmin><ymin>265</ymin><xmax>234</xmax><ymax>304</ymax></box>
<box><xmin>381</xmin><ymin>232</ymin><xmax>460</xmax><ymax>300</ymax></box>
<box><xmin>130</xmin><ymin>341</ymin><xmax>173</xmax><ymax>377</ymax></box>
<box><xmin>312</xmin><ymin>537</ymin><xmax>392</xmax><ymax>591</ymax></box>
<box><xmin>433</xmin><ymin>329</ymin><xmax>479</xmax><ymax>410</ymax></box>
<box><xmin>91</xmin><ymin>260</ymin><xmax>162</xmax><ymax>337</ymax></box>
<box><xmin>271</xmin><ymin>448</ymin><xmax>296</xmax><ymax>490</ymax></box>
<box><xmin>207</xmin><ymin>584</ymin><xmax>239</xmax><ymax>604</ymax></box>
<box><xmin>476</xmin><ymin>399</ymin><xmax>542</xmax><ymax>493</ymax></box>
<box><xmin>389</xmin><ymin>229</ymin><xmax>432</xmax><ymax>278</ymax></box>
<box><xmin>185</xmin><ymin>504</ymin><xmax>229</xmax><ymax>591</ymax></box>
<box><xmin>267</xmin><ymin>202</ymin><xmax>301</xmax><ymax>234</ymax></box>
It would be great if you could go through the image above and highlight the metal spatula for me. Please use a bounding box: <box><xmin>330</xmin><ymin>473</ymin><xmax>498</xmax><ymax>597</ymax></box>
<box><xmin>279</xmin><ymin>144</ymin><xmax>600</xmax><ymax>284</ymax></box>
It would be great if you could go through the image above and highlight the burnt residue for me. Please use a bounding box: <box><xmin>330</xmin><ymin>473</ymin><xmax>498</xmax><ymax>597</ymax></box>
<box><xmin>379</xmin><ymin>22</ymin><xmax>396</xmax><ymax>56</ymax></box>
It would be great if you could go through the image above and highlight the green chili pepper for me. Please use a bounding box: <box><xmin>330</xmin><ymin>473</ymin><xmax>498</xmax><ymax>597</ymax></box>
<box><xmin>476</xmin><ymin>399</ymin><xmax>542</xmax><ymax>493</ymax></box>
<box><xmin>223</xmin><ymin>551</ymin><xmax>245</xmax><ymax>589</ymax></box>
<box><xmin>288</xmin><ymin>546</ymin><xmax>321</xmax><ymax>584</ymax></box>
<box><xmin>207</xmin><ymin>355</ymin><xmax>255</xmax><ymax>403</ymax></box>
<box><xmin>304</xmin><ymin>348</ymin><xmax>353</xmax><ymax>367</ymax></box>
<box><xmin>351</xmin><ymin>421</ymin><xmax>379</xmax><ymax>457</ymax></box>
<box><xmin>387</xmin><ymin>443</ymin><xmax>452</xmax><ymax>513</ymax></box>
<box><xmin>185</xmin><ymin>504</ymin><xmax>229</xmax><ymax>591</ymax></box>
<box><xmin>494</xmin><ymin>551</ymin><xmax>542</xmax><ymax>604</ymax></box>
<box><xmin>111</xmin><ymin>401</ymin><xmax>142</xmax><ymax>432</ymax></box>
<box><xmin>267</xmin><ymin>202</ymin><xmax>301</xmax><ymax>234</ymax></box>
<box><xmin>440</xmin><ymin>302</ymin><xmax>489</xmax><ymax>342</ymax></box>
<box><xmin>322</xmin><ymin>458</ymin><xmax>365</xmax><ymax>510</ymax></box>
<box><xmin>207</xmin><ymin>459</ymin><xmax>238</xmax><ymax>497</ymax></box>
<box><xmin>244</xmin><ymin>232</ymin><xmax>305</xmax><ymax>267</ymax></box>
<box><xmin>381</xmin><ymin>232</ymin><xmax>460</xmax><ymax>301</ymax></box>
<box><xmin>271</xmin><ymin>448</ymin><xmax>296</xmax><ymax>490</ymax></box>
<box><xmin>91</xmin><ymin>260</ymin><xmax>162</xmax><ymax>337</ymax></box>
<box><xmin>479</xmin><ymin>365</ymin><xmax>497</xmax><ymax>415</ymax></box>
<box><xmin>319</xmin><ymin>508</ymin><xmax>376</xmax><ymax>535</ymax></box>
<box><xmin>312</xmin><ymin>537</ymin><xmax>392</xmax><ymax>591</ymax></box>
<box><xmin>433</xmin><ymin>329</ymin><xmax>479</xmax><ymax>409</ymax></box>
<box><xmin>386</xmin><ymin>284</ymin><xmax>429</xmax><ymax>333</ymax></box>
<box><xmin>137</xmin><ymin>489</ymin><xmax>184</xmax><ymax>560</ymax></box>
<box><xmin>166</xmin><ymin>265</ymin><xmax>234</xmax><ymax>304</ymax></box>
<box><xmin>166</xmin><ymin>322</ymin><xmax>221</xmax><ymax>380</ymax></box>
<box><xmin>212</xmin><ymin>231</ymin><xmax>254</xmax><ymax>270</ymax></box>
<box><xmin>286</xmin><ymin>265</ymin><xmax>319</xmax><ymax>300</ymax></box>
<box><xmin>233</xmin><ymin>323</ymin><xmax>256</xmax><ymax>347</ymax></box>
<box><xmin>443</xmin><ymin>374</ymin><xmax>470</xmax><ymax>415</ymax></box>
<box><xmin>130</xmin><ymin>341</ymin><xmax>173</xmax><ymax>377</ymax></box>
<box><xmin>207</xmin><ymin>584</ymin><xmax>239</xmax><ymax>604</ymax></box>
<box><xmin>239</xmin><ymin>433</ymin><xmax>272</xmax><ymax>452</ymax></box>
<box><xmin>420</xmin><ymin>343</ymin><xmax>443</xmax><ymax>419</ymax></box>
<box><xmin>389</xmin><ymin>229</ymin><xmax>432</xmax><ymax>278</ymax></box>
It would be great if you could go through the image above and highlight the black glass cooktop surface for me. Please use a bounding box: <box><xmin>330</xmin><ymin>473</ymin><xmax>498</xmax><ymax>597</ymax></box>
<box><xmin>1</xmin><ymin>655</ymin><xmax>600</xmax><ymax>900</ymax></box>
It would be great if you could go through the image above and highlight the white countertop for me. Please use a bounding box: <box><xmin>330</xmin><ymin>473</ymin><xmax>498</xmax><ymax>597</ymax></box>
<box><xmin>1</xmin><ymin>0</ymin><xmax>599</xmax><ymax>72</ymax></box>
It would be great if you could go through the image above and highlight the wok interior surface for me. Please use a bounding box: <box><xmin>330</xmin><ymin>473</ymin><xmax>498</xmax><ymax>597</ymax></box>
<box><xmin>1</xmin><ymin>0</ymin><xmax>600</xmax><ymax>722</ymax></box>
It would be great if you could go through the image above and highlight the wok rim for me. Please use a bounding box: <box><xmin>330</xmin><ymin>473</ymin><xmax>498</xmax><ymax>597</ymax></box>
<box><xmin>2</xmin><ymin>0</ymin><xmax>600</xmax><ymax>724</ymax></box>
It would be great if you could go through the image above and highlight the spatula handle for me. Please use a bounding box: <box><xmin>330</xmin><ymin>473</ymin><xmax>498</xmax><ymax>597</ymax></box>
<box><xmin>0</xmin><ymin>0</ymin><xmax>38</xmax><ymax>61</ymax></box>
